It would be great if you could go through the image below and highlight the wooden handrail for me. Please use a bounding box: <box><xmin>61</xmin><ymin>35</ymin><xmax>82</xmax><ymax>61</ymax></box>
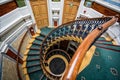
<box><xmin>16</xmin><ymin>30</ymin><xmax>28</xmax><ymax>80</ymax></box>
<box><xmin>16</xmin><ymin>23</ymin><xmax>36</xmax><ymax>80</ymax></box>
<box><xmin>62</xmin><ymin>16</ymin><xmax>118</xmax><ymax>80</ymax></box>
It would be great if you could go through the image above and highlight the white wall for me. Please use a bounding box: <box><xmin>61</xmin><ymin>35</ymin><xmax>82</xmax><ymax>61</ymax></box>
<box><xmin>76</xmin><ymin>0</ymin><xmax>85</xmax><ymax>19</ymax></box>
<box><xmin>106</xmin><ymin>23</ymin><xmax>120</xmax><ymax>45</ymax></box>
<box><xmin>25</xmin><ymin>0</ymin><xmax>38</xmax><ymax>31</ymax></box>
<box><xmin>0</xmin><ymin>6</ymin><xmax>31</xmax><ymax>36</ymax></box>
<box><xmin>76</xmin><ymin>1</ymin><xmax>103</xmax><ymax>19</ymax></box>
<box><xmin>94</xmin><ymin>0</ymin><xmax>120</xmax><ymax>13</ymax></box>
<box><xmin>76</xmin><ymin>0</ymin><xmax>120</xmax><ymax>45</ymax></box>
<box><xmin>0</xmin><ymin>0</ymin><xmax>12</xmax><ymax>5</ymax></box>
<box><xmin>0</xmin><ymin>6</ymin><xmax>34</xmax><ymax>53</ymax></box>
<box><xmin>48</xmin><ymin>0</ymin><xmax>64</xmax><ymax>27</ymax></box>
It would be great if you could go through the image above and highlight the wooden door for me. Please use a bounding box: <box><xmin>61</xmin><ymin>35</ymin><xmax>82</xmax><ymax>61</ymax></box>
<box><xmin>54</xmin><ymin>21</ymin><xmax>57</xmax><ymax>26</ymax></box>
<box><xmin>30</xmin><ymin>0</ymin><xmax>49</xmax><ymax>29</ymax></box>
<box><xmin>62</xmin><ymin>0</ymin><xmax>80</xmax><ymax>24</ymax></box>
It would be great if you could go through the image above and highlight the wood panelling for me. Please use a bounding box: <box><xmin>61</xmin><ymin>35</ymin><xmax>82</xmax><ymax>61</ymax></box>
<box><xmin>0</xmin><ymin>1</ymin><xmax>17</xmax><ymax>16</ymax></box>
<box><xmin>62</xmin><ymin>0</ymin><xmax>81</xmax><ymax>24</ymax></box>
<box><xmin>30</xmin><ymin>0</ymin><xmax>49</xmax><ymax>29</ymax></box>
<box><xmin>6</xmin><ymin>49</ymin><xmax>23</xmax><ymax>64</ymax></box>
<box><xmin>91</xmin><ymin>2</ymin><xmax>120</xmax><ymax>22</ymax></box>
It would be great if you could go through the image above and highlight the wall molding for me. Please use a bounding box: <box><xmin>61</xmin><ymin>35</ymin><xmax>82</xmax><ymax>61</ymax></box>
<box><xmin>106</xmin><ymin>23</ymin><xmax>120</xmax><ymax>45</ymax></box>
<box><xmin>6</xmin><ymin>49</ymin><xmax>23</xmax><ymax>64</ymax></box>
<box><xmin>47</xmin><ymin>0</ymin><xmax>64</xmax><ymax>27</ymax></box>
<box><xmin>0</xmin><ymin>0</ymin><xmax>13</xmax><ymax>5</ymax></box>
<box><xmin>0</xmin><ymin>6</ymin><xmax>34</xmax><ymax>54</ymax></box>
<box><xmin>0</xmin><ymin>6</ymin><xmax>31</xmax><ymax>36</ymax></box>
<box><xmin>0</xmin><ymin>0</ymin><xmax>17</xmax><ymax>16</ymax></box>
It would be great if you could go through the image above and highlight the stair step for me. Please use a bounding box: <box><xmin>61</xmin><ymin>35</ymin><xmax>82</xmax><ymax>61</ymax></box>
<box><xmin>27</xmin><ymin>55</ymin><xmax>40</xmax><ymax>60</ymax></box>
<box><xmin>28</xmin><ymin>50</ymin><xmax>40</xmax><ymax>54</ymax></box>
<box><xmin>28</xmin><ymin>53</ymin><xmax>40</xmax><ymax>56</ymax></box>
<box><xmin>26</xmin><ymin>63</ymin><xmax>40</xmax><ymax>68</ymax></box>
<box><xmin>95</xmin><ymin>42</ymin><xmax>120</xmax><ymax>47</ymax></box>
<box><xmin>36</xmin><ymin>36</ymin><xmax>45</xmax><ymax>41</ymax></box>
<box><xmin>30</xmin><ymin>47</ymin><xmax>40</xmax><ymax>51</ymax></box>
<box><xmin>25</xmin><ymin>27</ymin><xmax>54</xmax><ymax>80</ymax></box>
<box><xmin>95</xmin><ymin>40</ymin><xmax>112</xmax><ymax>44</ymax></box>
<box><xmin>27</xmin><ymin>60</ymin><xmax>40</xmax><ymax>67</ymax></box>
<box><xmin>27</xmin><ymin>57</ymin><xmax>40</xmax><ymax>61</ymax></box>
<box><xmin>35</xmin><ymin>37</ymin><xmax>43</xmax><ymax>41</ymax></box>
<box><xmin>28</xmin><ymin>66</ymin><xmax>41</xmax><ymax>73</ymax></box>
<box><xmin>95</xmin><ymin>43</ymin><xmax>120</xmax><ymax>51</ymax></box>
<box><xmin>29</xmin><ymin>70</ymin><xmax>44</xmax><ymax>80</ymax></box>
<box><xmin>34</xmin><ymin>39</ymin><xmax>43</xmax><ymax>44</ymax></box>
<box><xmin>30</xmin><ymin>44</ymin><xmax>41</xmax><ymax>49</ymax></box>
<box><xmin>28</xmin><ymin>66</ymin><xmax>41</xmax><ymax>74</ymax></box>
<box><xmin>33</xmin><ymin>41</ymin><xmax>42</xmax><ymax>45</ymax></box>
<box><xmin>97</xmin><ymin>37</ymin><xmax>106</xmax><ymax>41</ymax></box>
<box><xmin>41</xmin><ymin>27</ymin><xmax>54</xmax><ymax>35</ymax></box>
<box><xmin>40</xmin><ymin>33</ymin><xmax>46</xmax><ymax>37</ymax></box>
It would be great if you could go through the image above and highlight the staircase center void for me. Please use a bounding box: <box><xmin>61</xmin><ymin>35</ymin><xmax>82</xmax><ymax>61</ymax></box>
<box><xmin>49</xmin><ymin>58</ymin><xmax>66</xmax><ymax>75</ymax></box>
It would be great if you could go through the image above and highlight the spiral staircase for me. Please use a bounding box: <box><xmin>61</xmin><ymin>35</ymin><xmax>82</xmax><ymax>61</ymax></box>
<box><xmin>22</xmin><ymin>17</ymin><xmax>120</xmax><ymax>80</ymax></box>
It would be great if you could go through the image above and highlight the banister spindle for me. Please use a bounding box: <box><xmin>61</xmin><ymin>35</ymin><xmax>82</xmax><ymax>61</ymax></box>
<box><xmin>62</xmin><ymin>16</ymin><xmax>118</xmax><ymax>80</ymax></box>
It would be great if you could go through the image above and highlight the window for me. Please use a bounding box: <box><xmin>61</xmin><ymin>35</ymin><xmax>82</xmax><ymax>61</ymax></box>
<box><xmin>52</xmin><ymin>10</ymin><xmax>60</xmax><ymax>15</ymax></box>
<box><xmin>52</xmin><ymin>0</ymin><xmax>61</xmax><ymax>2</ymax></box>
<box><xmin>84</xmin><ymin>0</ymin><xmax>92</xmax><ymax>8</ymax></box>
<box><xmin>103</xmin><ymin>0</ymin><xmax>120</xmax><ymax>8</ymax></box>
